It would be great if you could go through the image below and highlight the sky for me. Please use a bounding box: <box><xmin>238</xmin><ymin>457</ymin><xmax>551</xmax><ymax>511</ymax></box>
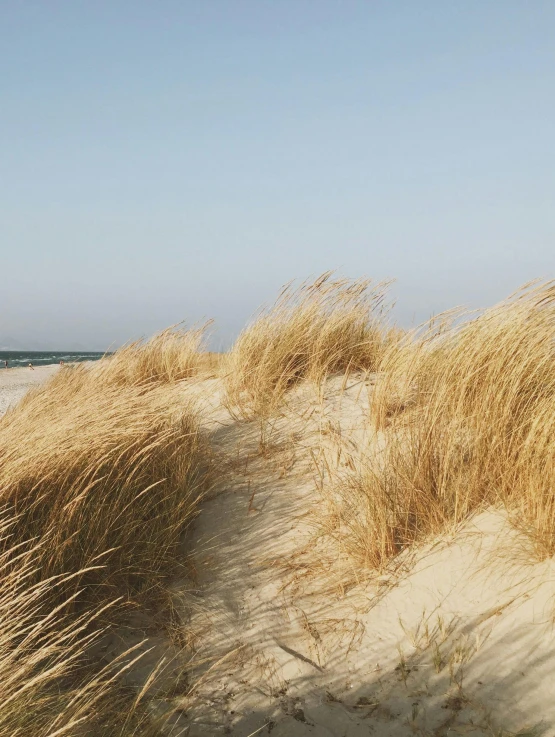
<box><xmin>1</xmin><ymin>1</ymin><xmax>554</xmax><ymax>350</ymax></box>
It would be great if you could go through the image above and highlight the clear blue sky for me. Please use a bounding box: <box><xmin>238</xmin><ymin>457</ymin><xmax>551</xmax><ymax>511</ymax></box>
<box><xmin>1</xmin><ymin>1</ymin><xmax>554</xmax><ymax>349</ymax></box>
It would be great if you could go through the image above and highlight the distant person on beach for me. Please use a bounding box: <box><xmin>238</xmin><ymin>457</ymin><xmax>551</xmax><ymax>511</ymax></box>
<box><xmin>28</xmin><ymin>363</ymin><xmax>34</xmax><ymax>370</ymax></box>
<box><xmin>3</xmin><ymin>360</ymin><xmax>7</xmax><ymax>369</ymax></box>
<box><xmin>60</xmin><ymin>360</ymin><xmax>64</xmax><ymax>365</ymax></box>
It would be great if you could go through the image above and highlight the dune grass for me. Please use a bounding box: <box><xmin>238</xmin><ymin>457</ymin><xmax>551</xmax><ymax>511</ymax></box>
<box><xmin>0</xmin><ymin>365</ymin><xmax>208</xmax><ymax>603</ymax></box>
<box><xmin>0</xmin><ymin>515</ymin><xmax>141</xmax><ymax>737</ymax></box>
<box><xmin>0</xmin><ymin>337</ymin><xmax>212</xmax><ymax>735</ymax></box>
<box><xmin>223</xmin><ymin>272</ymin><xmax>393</xmax><ymax>419</ymax></box>
<box><xmin>97</xmin><ymin>324</ymin><xmax>210</xmax><ymax>387</ymax></box>
<box><xmin>332</xmin><ymin>281</ymin><xmax>555</xmax><ymax>570</ymax></box>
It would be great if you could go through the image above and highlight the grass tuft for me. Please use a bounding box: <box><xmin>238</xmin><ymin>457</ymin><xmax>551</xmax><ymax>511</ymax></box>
<box><xmin>0</xmin><ymin>334</ymin><xmax>212</xmax><ymax>735</ymax></box>
<box><xmin>224</xmin><ymin>272</ymin><xmax>393</xmax><ymax>419</ymax></box>
<box><xmin>97</xmin><ymin>323</ymin><xmax>211</xmax><ymax>387</ymax></box>
<box><xmin>335</xmin><ymin>280</ymin><xmax>555</xmax><ymax>569</ymax></box>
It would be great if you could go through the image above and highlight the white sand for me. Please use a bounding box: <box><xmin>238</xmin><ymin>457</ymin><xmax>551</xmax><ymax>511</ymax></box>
<box><xmin>0</xmin><ymin>365</ymin><xmax>59</xmax><ymax>415</ymax></box>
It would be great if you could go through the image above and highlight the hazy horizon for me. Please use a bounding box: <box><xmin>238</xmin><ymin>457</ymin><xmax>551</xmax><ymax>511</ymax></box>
<box><xmin>2</xmin><ymin>2</ymin><xmax>554</xmax><ymax>351</ymax></box>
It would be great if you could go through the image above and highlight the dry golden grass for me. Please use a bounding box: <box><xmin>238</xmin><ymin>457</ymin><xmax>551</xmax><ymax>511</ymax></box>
<box><xmin>196</xmin><ymin>351</ymin><xmax>224</xmax><ymax>378</ymax></box>
<box><xmin>333</xmin><ymin>281</ymin><xmax>555</xmax><ymax>569</ymax></box>
<box><xmin>0</xmin><ymin>544</ymin><xmax>158</xmax><ymax>737</ymax></box>
<box><xmin>0</xmin><ymin>518</ymin><xmax>129</xmax><ymax>737</ymax></box>
<box><xmin>223</xmin><ymin>273</ymin><xmax>393</xmax><ymax>419</ymax></box>
<box><xmin>0</xmin><ymin>336</ymin><xmax>212</xmax><ymax>735</ymax></box>
<box><xmin>97</xmin><ymin>324</ymin><xmax>210</xmax><ymax>387</ymax></box>
<box><xmin>0</xmin><ymin>365</ymin><xmax>208</xmax><ymax>603</ymax></box>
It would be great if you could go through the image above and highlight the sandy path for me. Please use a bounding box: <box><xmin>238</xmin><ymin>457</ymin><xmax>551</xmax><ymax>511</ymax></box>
<box><xmin>0</xmin><ymin>365</ymin><xmax>59</xmax><ymax>415</ymax></box>
<box><xmin>147</xmin><ymin>376</ymin><xmax>555</xmax><ymax>737</ymax></box>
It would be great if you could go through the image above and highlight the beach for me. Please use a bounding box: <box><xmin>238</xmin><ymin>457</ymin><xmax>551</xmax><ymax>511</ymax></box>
<box><xmin>0</xmin><ymin>365</ymin><xmax>59</xmax><ymax>416</ymax></box>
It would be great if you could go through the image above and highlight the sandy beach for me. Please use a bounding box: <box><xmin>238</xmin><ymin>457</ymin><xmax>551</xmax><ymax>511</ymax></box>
<box><xmin>0</xmin><ymin>365</ymin><xmax>59</xmax><ymax>416</ymax></box>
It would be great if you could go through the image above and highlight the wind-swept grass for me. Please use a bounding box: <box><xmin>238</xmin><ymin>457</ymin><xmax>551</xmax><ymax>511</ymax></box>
<box><xmin>0</xmin><ymin>530</ymin><xmax>164</xmax><ymax>737</ymax></box>
<box><xmin>0</xmin><ymin>517</ymin><xmax>124</xmax><ymax>737</ymax></box>
<box><xmin>224</xmin><ymin>273</ymin><xmax>393</xmax><ymax>419</ymax></box>
<box><xmin>0</xmin><ymin>366</ymin><xmax>208</xmax><ymax>603</ymax></box>
<box><xmin>0</xmin><ymin>333</ymin><xmax>212</xmax><ymax>735</ymax></box>
<box><xmin>97</xmin><ymin>324</ymin><xmax>210</xmax><ymax>387</ymax></box>
<box><xmin>333</xmin><ymin>281</ymin><xmax>555</xmax><ymax>570</ymax></box>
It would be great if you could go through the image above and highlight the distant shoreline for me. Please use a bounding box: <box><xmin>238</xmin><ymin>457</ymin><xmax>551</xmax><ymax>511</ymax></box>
<box><xmin>0</xmin><ymin>351</ymin><xmax>107</xmax><ymax>369</ymax></box>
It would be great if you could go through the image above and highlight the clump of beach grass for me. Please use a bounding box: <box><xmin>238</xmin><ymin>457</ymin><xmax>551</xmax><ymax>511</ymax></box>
<box><xmin>0</xmin><ymin>364</ymin><xmax>209</xmax><ymax>604</ymax></box>
<box><xmin>96</xmin><ymin>323</ymin><xmax>210</xmax><ymax>387</ymax></box>
<box><xmin>331</xmin><ymin>281</ymin><xmax>555</xmax><ymax>570</ymax></box>
<box><xmin>0</xmin><ymin>517</ymin><xmax>126</xmax><ymax>737</ymax></box>
<box><xmin>0</xmin><ymin>517</ymin><xmax>185</xmax><ymax>737</ymax></box>
<box><xmin>0</xmin><ymin>332</ymin><xmax>214</xmax><ymax>735</ymax></box>
<box><xmin>223</xmin><ymin>272</ymin><xmax>393</xmax><ymax>419</ymax></box>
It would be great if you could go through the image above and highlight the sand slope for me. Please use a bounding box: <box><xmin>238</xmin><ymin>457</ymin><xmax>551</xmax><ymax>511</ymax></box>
<box><xmin>151</xmin><ymin>376</ymin><xmax>555</xmax><ymax>736</ymax></box>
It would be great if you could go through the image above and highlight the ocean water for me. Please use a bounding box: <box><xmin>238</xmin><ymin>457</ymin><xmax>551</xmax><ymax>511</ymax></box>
<box><xmin>0</xmin><ymin>351</ymin><xmax>107</xmax><ymax>368</ymax></box>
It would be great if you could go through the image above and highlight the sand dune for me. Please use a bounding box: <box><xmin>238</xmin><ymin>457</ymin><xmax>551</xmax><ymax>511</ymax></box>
<box><xmin>2</xmin><ymin>281</ymin><xmax>555</xmax><ymax>735</ymax></box>
<box><xmin>113</xmin><ymin>374</ymin><xmax>553</xmax><ymax>736</ymax></box>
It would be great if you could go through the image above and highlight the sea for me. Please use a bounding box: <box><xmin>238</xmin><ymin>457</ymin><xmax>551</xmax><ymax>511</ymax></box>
<box><xmin>0</xmin><ymin>351</ymin><xmax>107</xmax><ymax>368</ymax></box>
